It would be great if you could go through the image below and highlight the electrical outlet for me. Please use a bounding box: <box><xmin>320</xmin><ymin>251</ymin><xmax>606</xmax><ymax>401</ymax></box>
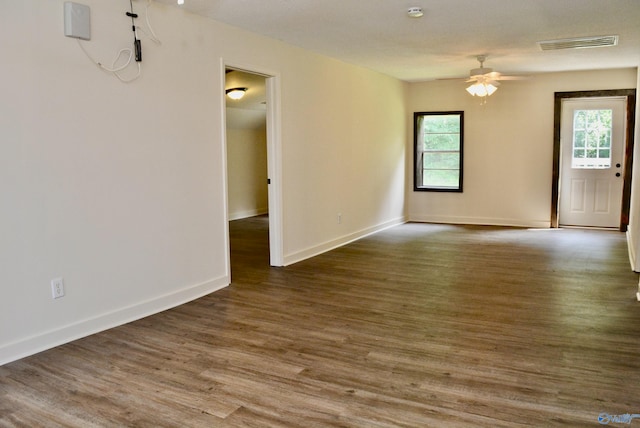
<box><xmin>51</xmin><ymin>277</ymin><xmax>65</xmax><ymax>299</ymax></box>
<box><xmin>337</xmin><ymin>213</ymin><xmax>342</xmax><ymax>224</ymax></box>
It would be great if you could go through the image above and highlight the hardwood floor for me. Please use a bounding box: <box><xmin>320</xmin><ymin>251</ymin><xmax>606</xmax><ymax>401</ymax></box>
<box><xmin>2</xmin><ymin>217</ymin><xmax>640</xmax><ymax>427</ymax></box>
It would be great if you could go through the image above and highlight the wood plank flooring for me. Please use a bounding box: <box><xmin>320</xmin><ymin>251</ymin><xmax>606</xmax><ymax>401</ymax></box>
<box><xmin>2</xmin><ymin>217</ymin><xmax>640</xmax><ymax>427</ymax></box>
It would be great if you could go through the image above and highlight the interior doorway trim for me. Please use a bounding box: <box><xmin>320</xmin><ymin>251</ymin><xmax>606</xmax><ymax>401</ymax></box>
<box><xmin>221</xmin><ymin>59</ymin><xmax>284</xmax><ymax>267</ymax></box>
<box><xmin>551</xmin><ymin>89</ymin><xmax>636</xmax><ymax>230</ymax></box>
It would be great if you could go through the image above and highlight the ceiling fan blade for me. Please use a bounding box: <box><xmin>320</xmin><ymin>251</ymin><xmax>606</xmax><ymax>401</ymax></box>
<box><xmin>495</xmin><ymin>75</ymin><xmax>528</xmax><ymax>80</ymax></box>
<box><xmin>436</xmin><ymin>76</ymin><xmax>468</xmax><ymax>81</ymax></box>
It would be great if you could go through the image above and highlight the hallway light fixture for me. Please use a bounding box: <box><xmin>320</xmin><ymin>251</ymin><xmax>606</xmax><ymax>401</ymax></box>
<box><xmin>407</xmin><ymin>7</ymin><xmax>423</xmax><ymax>18</ymax></box>
<box><xmin>226</xmin><ymin>87</ymin><xmax>247</xmax><ymax>100</ymax></box>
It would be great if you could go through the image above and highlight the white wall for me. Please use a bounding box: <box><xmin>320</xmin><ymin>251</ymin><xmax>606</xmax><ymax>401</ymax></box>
<box><xmin>0</xmin><ymin>1</ymin><xmax>407</xmax><ymax>364</ymax></box>
<box><xmin>407</xmin><ymin>68</ymin><xmax>638</xmax><ymax>228</ymax></box>
<box><xmin>627</xmin><ymin>68</ymin><xmax>640</xmax><ymax>272</ymax></box>
<box><xmin>279</xmin><ymin>54</ymin><xmax>408</xmax><ymax>264</ymax></box>
<box><xmin>226</xmin><ymin>125</ymin><xmax>268</xmax><ymax>220</ymax></box>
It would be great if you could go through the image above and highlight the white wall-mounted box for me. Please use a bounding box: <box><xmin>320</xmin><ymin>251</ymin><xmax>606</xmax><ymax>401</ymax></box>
<box><xmin>64</xmin><ymin>2</ymin><xmax>91</xmax><ymax>41</ymax></box>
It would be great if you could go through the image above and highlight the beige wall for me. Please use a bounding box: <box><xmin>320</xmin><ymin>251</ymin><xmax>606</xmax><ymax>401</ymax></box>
<box><xmin>279</xmin><ymin>55</ymin><xmax>408</xmax><ymax>264</ymax></box>
<box><xmin>226</xmin><ymin>126</ymin><xmax>268</xmax><ymax>220</ymax></box>
<box><xmin>407</xmin><ymin>68</ymin><xmax>638</xmax><ymax>228</ymax></box>
<box><xmin>0</xmin><ymin>1</ymin><xmax>407</xmax><ymax>364</ymax></box>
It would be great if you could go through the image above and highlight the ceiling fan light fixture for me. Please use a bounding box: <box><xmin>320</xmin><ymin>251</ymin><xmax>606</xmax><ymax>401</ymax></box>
<box><xmin>466</xmin><ymin>82</ymin><xmax>497</xmax><ymax>97</ymax></box>
<box><xmin>407</xmin><ymin>7</ymin><xmax>424</xmax><ymax>18</ymax></box>
<box><xmin>226</xmin><ymin>87</ymin><xmax>248</xmax><ymax>100</ymax></box>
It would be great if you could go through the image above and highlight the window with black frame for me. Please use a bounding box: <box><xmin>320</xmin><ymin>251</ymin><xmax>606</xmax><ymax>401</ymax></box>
<box><xmin>414</xmin><ymin>111</ymin><xmax>464</xmax><ymax>192</ymax></box>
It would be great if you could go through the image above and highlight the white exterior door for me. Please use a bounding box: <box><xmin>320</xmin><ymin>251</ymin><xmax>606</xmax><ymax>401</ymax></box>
<box><xmin>559</xmin><ymin>97</ymin><xmax>627</xmax><ymax>228</ymax></box>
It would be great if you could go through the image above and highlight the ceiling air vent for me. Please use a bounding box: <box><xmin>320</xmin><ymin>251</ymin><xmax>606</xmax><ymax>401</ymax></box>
<box><xmin>538</xmin><ymin>35</ymin><xmax>618</xmax><ymax>51</ymax></box>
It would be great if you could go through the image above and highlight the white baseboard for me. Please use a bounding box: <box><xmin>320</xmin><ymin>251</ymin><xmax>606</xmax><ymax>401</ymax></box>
<box><xmin>0</xmin><ymin>276</ymin><xmax>230</xmax><ymax>366</ymax></box>
<box><xmin>229</xmin><ymin>208</ymin><xmax>268</xmax><ymax>221</ymax></box>
<box><xmin>627</xmin><ymin>230</ymin><xmax>638</xmax><ymax>272</ymax></box>
<box><xmin>283</xmin><ymin>216</ymin><xmax>407</xmax><ymax>266</ymax></box>
<box><xmin>408</xmin><ymin>214</ymin><xmax>551</xmax><ymax>229</ymax></box>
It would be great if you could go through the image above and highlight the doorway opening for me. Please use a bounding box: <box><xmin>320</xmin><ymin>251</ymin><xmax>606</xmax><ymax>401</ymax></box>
<box><xmin>224</xmin><ymin>65</ymin><xmax>283</xmax><ymax>270</ymax></box>
<box><xmin>225</xmin><ymin>69</ymin><xmax>268</xmax><ymax>221</ymax></box>
<box><xmin>552</xmin><ymin>89</ymin><xmax>636</xmax><ymax>231</ymax></box>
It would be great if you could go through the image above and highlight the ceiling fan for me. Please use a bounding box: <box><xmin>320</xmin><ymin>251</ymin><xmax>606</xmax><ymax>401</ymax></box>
<box><xmin>443</xmin><ymin>55</ymin><xmax>526</xmax><ymax>98</ymax></box>
<box><xmin>467</xmin><ymin>55</ymin><xmax>524</xmax><ymax>83</ymax></box>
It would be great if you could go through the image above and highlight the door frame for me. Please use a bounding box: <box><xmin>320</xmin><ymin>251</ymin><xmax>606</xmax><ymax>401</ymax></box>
<box><xmin>221</xmin><ymin>59</ymin><xmax>284</xmax><ymax>267</ymax></box>
<box><xmin>551</xmin><ymin>89</ymin><xmax>636</xmax><ymax>230</ymax></box>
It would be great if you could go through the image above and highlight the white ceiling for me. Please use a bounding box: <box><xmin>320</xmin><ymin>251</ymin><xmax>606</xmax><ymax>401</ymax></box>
<box><xmin>156</xmin><ymin>0</ymin><xmax>640</xmax><ymax>82</ymax></box>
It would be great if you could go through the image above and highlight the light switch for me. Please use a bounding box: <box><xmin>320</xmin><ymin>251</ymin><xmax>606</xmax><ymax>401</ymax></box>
<box><xmin>64</xmin><ymin>2</ymin><xmax>91</xmax><ymax>41</ymax></box>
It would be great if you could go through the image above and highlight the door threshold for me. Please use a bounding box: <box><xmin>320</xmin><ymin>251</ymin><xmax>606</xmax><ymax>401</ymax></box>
<box><xmin>558</xmin><ymin>225</ymin><xmax>619</xmax><ymax>231</ymax></box>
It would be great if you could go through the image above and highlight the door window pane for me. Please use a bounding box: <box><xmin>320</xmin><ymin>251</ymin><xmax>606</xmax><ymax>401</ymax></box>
<box><xmin>572</xmin><ymin>109</ymin><xmax>612</xmax><ymax>169</ymax></box>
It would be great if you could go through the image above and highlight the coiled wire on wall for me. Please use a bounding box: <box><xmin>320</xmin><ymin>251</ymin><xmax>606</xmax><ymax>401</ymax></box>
<box><xmin>76</xmin><ymin>0</ymin><xmax>161</xmax><ymax>83</ymax></box>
